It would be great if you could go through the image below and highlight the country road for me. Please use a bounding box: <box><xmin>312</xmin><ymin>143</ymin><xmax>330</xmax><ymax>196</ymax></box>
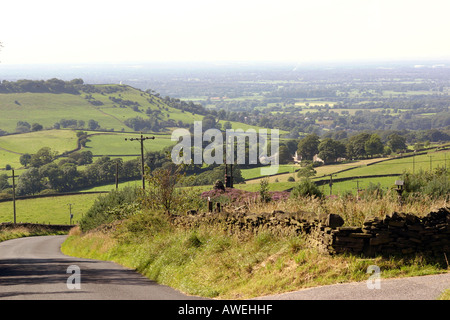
<box><xmin>0</xmin><ymin>235</ymin><xmax>448</xmax><ymax>301</ymax></box>
<box><xmin>0</xmin><ymin>235</ymin><xmax>203</xmax><ymax>300</ymax></box>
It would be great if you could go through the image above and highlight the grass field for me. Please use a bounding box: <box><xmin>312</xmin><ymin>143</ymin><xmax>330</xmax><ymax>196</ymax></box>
<box><xmin>0</xmin><ymin>130</ymin><xmax>79</xmax><ymax>170</ymax></box>
<box><xmin>0</xmin><ymin>130</ymin><xmax>78</xmax><ymax>154</ymax></box>
<box><xmin>328</xmin><ymin>150</ymin><xmax>450</xmax><ymax>179</ymax></box>
<box><xmin>85</xmin><ymin>132</ymin><xmax>175</xmax><ymax>156</ymax></box>
<box><xmin>0</xmin><ymin>85</ymin><xmax>210</xmax><ymax>134</ymax></box>
<box><xmin>0</xmin><ymin>193</ymin><xmax>100</xmax><ymax>225</ymax></box>
<box><xmin>0</xmin><ymin>93</ymin><xmax>124</xmax><ymax>132</ymax></box>
<box><xmin>241</xmin><ymin>164</ymin><xmax>299</xmax><ymax>180</ymax></box>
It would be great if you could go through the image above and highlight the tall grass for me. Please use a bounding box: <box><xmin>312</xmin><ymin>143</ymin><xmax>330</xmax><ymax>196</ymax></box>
<box><xmin>62</xmin><ymin>210</ymin><xmax>449</xmax><ymax>299</ymax></box>
<box><xmin>0</xmin><ymin>225</ymin><xmax>67</xmax><ymax>242</ymax></box>
<box><xmin>242</xmin><ymin>190</ymin><xmax>447</xmax><ymax>227</ymax></box>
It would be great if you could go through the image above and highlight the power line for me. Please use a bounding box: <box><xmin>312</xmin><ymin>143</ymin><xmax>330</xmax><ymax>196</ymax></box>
<box><xmin>125</xmin><ymin>133</ymin><xmax>155</xmax><ymax>190</ymax></box>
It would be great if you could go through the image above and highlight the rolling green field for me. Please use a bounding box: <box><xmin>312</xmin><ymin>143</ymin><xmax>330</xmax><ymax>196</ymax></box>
<box><xmin>0</xmin><ymin>86</ymin><xmax>203</xmax><ymax>132</ymax></box>
<box><xmin>0</xmin><ymin>130</ymin><xmax>79</xmax><ymax>170</ymax></box>
<box><xmin>323</xmin><ymin>150</ymin><xmax>450</xmax><ymax>180</ymax></box>
<box><xmin>85</xmin><ymin>132</ymin><xmax>175</xmax><ymax>156</ymax></box>
<box><xmin>0</xmin><ymin>193</ymin><xmax>100</xmax><ymax>225</ymax></box>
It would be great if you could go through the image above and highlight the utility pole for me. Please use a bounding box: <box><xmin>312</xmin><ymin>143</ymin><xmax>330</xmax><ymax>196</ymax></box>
<box><xmin>115</xmin><ymin>161</ymin><xmax>119</xmax><ymax>190</ymax></box>
<box><xmin>355</xmin><ymin>179</ymin><xmax>361</xmax><ymax>198</ymax></box>
<box><xmin>445</xmin><ymin>153</ymin><xmax>447</xmax><ymax>171</ymax></box>
<box><xmin>125</xmin><ymin>133</ymin><xmax>155</xmax><ymax>190</ymax></box>
<box><xmin>329</xmin><ymin>174</ymin><xmax>333</xmax><ymax>196</ymax></box>
<box><xmin>12</xmin><ymin>169</ymin><xmax>16</xmax><ymax>225</ymax></box>
<box><xmin>68</xmin><ymin>203</ymin><xmax>73</xmax><ymax>225</ymax></box>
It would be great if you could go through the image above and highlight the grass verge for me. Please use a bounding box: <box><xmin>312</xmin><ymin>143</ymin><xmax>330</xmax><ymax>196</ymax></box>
<box><xmin>61</xmin><ymin>212</ymin><xmax>449</xmax><ymax>300</ymax></box>
<box><xmin>0</xmin><ymin>225</ymin><xmax>68</xmax><ymax>242</ymax></box>
<box><xmin>438</xmin><ymin>289</ymin><xmax>450</xmax><ymax>300</ymax></box>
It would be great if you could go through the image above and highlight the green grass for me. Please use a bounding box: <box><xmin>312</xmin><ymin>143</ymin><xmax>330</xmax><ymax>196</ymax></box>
<box><xmin>0</xmin><ymin>130</ymin><xmax>78</xmax><ymax>154</ymax></box>
<box><xmin>318</xmin><ymin>176</ymin><xmax>398</xmax><ymax>196</ymax></box>
<box><xmin>327</xmin><ymin>150</ymin><xmax>450</xmax><ymax>180</ymax></box>
<box><xmin>78</xmin><ymin>179</ymin><xmax>143</xmax><ymax>192</ymax></box>
<box><xmin>0</xmin><ymin>93</ymin><xmax>124</xmax><ymax>132</ymax></box>
<box><xmin>0</xmin><ymin>193</ymin><xmax>100</xmax><ymax>225</ymax></box>
<box><xmin>0</xmin><ymin>86</ymin><xmax>205</xmax><ymax>133</ymax></box>
<box><xmin>61</xmin><ymin>212</ymin><xmax>449</xmax><ymax>299</ymax></box>
<box><xmin>0</xmin><ymin>225</ymin><xmax>68</xmax><ymax>243</ymax></box>
<box><xmin>439</xmin><ymin>289</ymin><xmax>450</xmax><ymax>300</ymax></box>
<box><xmin>241</xmin><ymin>164</ymin><xmax>298</xmax><ymax>180</ymax></box>
<box><xmin>85</xmin><ymin>132</ymin><xmax>175</xmax><ymax>156</ymax></box>
<box><xmin>0</xmin><ymin>130</ymin><xmax>79</xmax><ymax>170</ymax></box>
<box><xmin>0</xmin><ymin>149</ymin><xmax>22</xmax><ymax>170</ymax></box>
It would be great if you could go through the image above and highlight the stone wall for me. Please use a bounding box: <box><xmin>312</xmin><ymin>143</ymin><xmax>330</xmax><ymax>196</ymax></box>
<box><xmin>0</xmin><ymin>222</ymin><xmax>75</xmax><ymax>232</ymax></box>
<box><xmin>322</xmin><ymin>207</ymin><xmax>450</xmax><ymax>256</ymax></box>
<box><xmin>171</xmin><ymin>207</ymin><xmax>450</xmax><ymax>257</ymax></box>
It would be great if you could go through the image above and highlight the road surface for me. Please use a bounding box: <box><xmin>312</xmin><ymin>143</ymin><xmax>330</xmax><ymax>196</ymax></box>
<box><xmin>0</xmin><ymin>235</ymin><xmax>203</xmax><ymax>300</ymax></box>
<box><xmin>255</xmin><ymin>272</ymin><xmax>450</xmax><ymax>300</ymax></box>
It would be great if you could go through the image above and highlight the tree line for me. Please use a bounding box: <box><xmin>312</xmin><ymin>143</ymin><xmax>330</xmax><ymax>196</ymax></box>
<box><xmin>294</xmin><ymin>131</ymin><xmax>409</xmax><ymax>165</ymax></box>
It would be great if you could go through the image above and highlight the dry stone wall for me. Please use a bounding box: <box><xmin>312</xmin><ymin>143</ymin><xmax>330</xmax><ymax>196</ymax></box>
<box><xmin>171</xmin><ymin>207</ymin><xmax>450</xmax><ymax>257</ymax></box>
<box><xmin>0</xmin><ymin>222</ymin><xmax>75</xmax><ymax>232</ymax></box>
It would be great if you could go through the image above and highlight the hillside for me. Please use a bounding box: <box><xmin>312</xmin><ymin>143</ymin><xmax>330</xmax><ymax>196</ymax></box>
<box><xmin>0</xmin><ymin>80</ymin><xmax>280</xmax><ymax>172</ymax></box>
<box><xmin>0</xmin><ymin>81</ymin><xmax>203</xmax><ymax>133</ymax></box>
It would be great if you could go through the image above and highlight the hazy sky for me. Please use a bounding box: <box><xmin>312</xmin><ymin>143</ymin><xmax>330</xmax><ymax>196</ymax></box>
<box><xmin>1</xmin><ymin>0</ymin><xmax>450</xmax><ymax>65</ymax></box>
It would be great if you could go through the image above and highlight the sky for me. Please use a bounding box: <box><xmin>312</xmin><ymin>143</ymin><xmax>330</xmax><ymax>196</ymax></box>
<box><xmin>1</xmin><ymin>0</ymin><xmax>450</xmax><ymax>65</ymax></box>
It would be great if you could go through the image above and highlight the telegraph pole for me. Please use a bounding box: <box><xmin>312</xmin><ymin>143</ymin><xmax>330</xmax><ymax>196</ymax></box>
<box><xmin>125</xmin><ymin>133</ymin><xmax>155</xmax><ymax>190</ymax></box>
<box><xmin>12</xmin><ymin>169</ymin><xmax>16</xmax><ymax>225</ymax></box>
<box><xmin>329</xmin><ymin>174</ymin><xmax>333</xmax><ymax>196</ymax></box>
<box><xmin>115</xmin><ymin>161</ymin><xmax>119</xmax><ymax>190</ymax></box>
<box><xmin>68</xmin><ymin>203</ymin><xmax>73</xmax><ymax>225</ymax></box>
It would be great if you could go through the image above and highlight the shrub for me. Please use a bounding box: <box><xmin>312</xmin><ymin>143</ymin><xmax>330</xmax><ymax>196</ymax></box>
<box><xmin>259</xmin><ymin>178</ymin><xmax>271</xmax><ymax>203</ymax></box>
<box><xmin>79</xmin><ymin>187</ymin><xmax>141</xmax><ymax>231</ymax></box>
<box><xmin>402</xmin><ymin>168</ymin><xmax>450</xmax><ymax>199</ymax></box>
<box><xmin>290</xmin><ymin>178</ymin><xmax>323</xmax><ymax>199</ymax></box>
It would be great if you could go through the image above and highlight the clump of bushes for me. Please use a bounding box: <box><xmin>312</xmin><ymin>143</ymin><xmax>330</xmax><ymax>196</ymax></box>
<box><xmin>290</xmin><ymin>178</ymin><xmax>323</xmax><ymax>199</ymax></box>
<box><xmin>79</xmin><ymin>187</ymin><xmax>141</xmax><ymax>231</ymax></box>
<box><xmin>402</xmin><ymin>167</ymin><xmax>449</xmax><ymax>199</ymax></box>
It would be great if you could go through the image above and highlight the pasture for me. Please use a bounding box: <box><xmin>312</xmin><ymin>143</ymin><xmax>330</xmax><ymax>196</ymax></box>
<box><xmin>0</xmin><ymin>193</ymin><xmax>100</xmax><ymax>225</ymax></box>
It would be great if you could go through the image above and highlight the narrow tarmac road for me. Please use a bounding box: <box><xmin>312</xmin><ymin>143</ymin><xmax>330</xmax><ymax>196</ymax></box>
<box><xmin>0</xmin><ymin>235</ymin><xmax>203</xmax><ymax>300</ymax></box>
<box><xmin>255</xmin><ymin>272</ymin><xmax>450</xmax><ymax>300</ymax></box>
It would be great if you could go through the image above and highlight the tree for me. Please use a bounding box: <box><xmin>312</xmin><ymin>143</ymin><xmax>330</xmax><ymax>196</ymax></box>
<box><xmin>17</xmin><ymin>167</ymin><xmax>44</xmax><ymax>195</ymax></box>
<box><xmin>88</xmin><ymin>119</ymin><xmax>100</xmax><ymax>130</ymax></box>
<box><xmin>143</xmin><ymin>164</ymin><xmax>188</xmax><ymax>214</ymax></box>
<box><xmin>297</xmin><ymin>164</ymin><xmax>316</xmax><ymax>178</ymax></box>
<box><xmin>278</xmin><ymin>145</ymin><xmax>292</xmax><ymax>164</ymax></box>
<box><xmin>201</xmin><ymin>115</ymin><xmax>219</xmax><ymax>131</ymax></box>
<box><xmin>364</xmin><ymin>134</ymin><xmax>384</xmax><ymax>157</ymax></box>
<box><xmin>290</xmin><ymin>177</ymin><xmax>323</xmax><ymax>198</ymax></box>
<box><xmin>223</xmin><ymin>121</ymin><xmax>232</xmax><ymax>130</ymax></box>
<box><xmin>20</xmin><ymin>153</ymin><xmax>32</xmax><ymax>167</ymax></box>
<box><xmin>318</xmin><ymin>138</ymin><xmax>346</xmax><ymax>164</ymax></box>
<box><xmin>346</xmin><ymin>132</ymin><xmax>371</xmax><ymax>159</ymax></box>
<box><xmin>297</xmin><ymin>133</ymin><xmax>320</xmax><ymax>161</ymax></box>
<box><xmin>0</xmin><ymin>174</ymin><xmax>9</xmax><ymax>191</ymax></box>
<box><xmin>30</xmin><ymin>147</ymin><xmax>57</xmax><ymax>168</ymax></box>
<box><xmin>31</xmin><ymin>123</ymin><xmax>43</xmax><ymax>132</ymax></box>
<box><xmin>388</xmin><ymin>133</ymin><xmax>407</xmax><ymax>153</ymax></box>
<box><xmin>259</xmin><ymin>178</ymin><xmax>271</xmax><ymax>203</ymax></box>
<box><xmin>16</xmin><ymin>121</ymin><xmax>31</xmax><ymax>133</ymax></box>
